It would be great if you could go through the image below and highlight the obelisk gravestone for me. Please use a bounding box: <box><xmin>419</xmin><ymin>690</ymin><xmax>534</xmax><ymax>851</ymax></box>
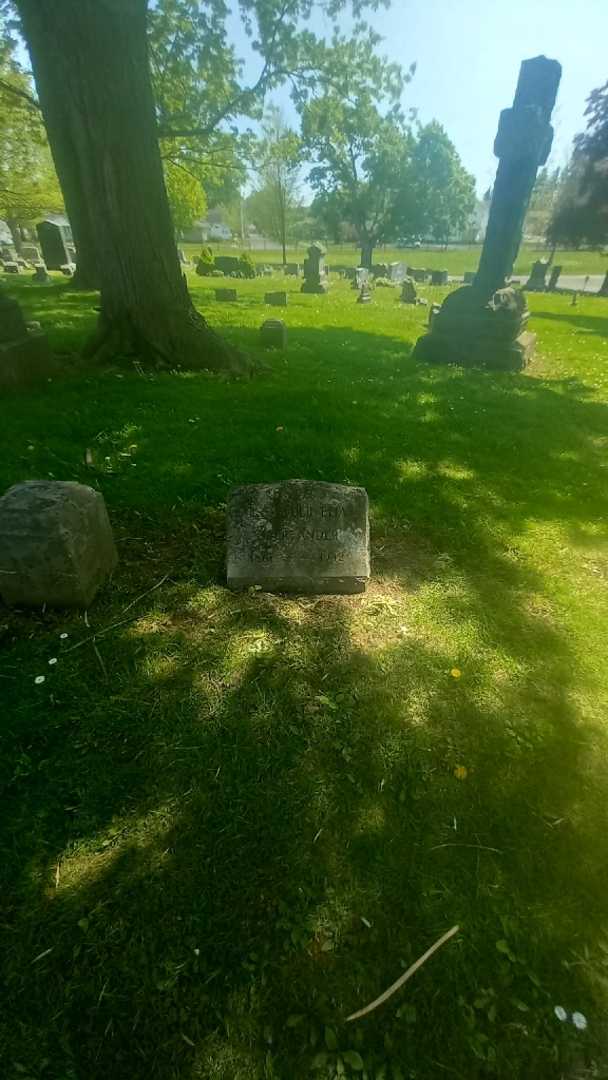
<box><xmin>414</xmin><ymin>56</ymin><xmax>561</xmax><ymax>371</ymax></box>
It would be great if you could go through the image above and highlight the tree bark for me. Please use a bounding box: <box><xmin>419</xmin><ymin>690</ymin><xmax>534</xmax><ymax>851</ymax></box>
<box><xmin>360</xmin><ymin>239</ymin><xmax>374</xmax><ymax>269</ymax></box>
<box><xmin>16</xmin><ymin>0</ymin><xmax>249</xmax><ymax>374</ymax></box>
<box><xmin>6</xmin><ymin>218</ymin><xmax>23</xmax><ymax>255</ymax></box>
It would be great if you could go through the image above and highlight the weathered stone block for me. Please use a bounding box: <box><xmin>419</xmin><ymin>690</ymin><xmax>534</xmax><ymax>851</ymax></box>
<box><xmin>260</xmin><ymin>319</ymin><xmax>287</xmax><ymax>349</ymax></box>
<box><xmin>215</xmin><ymin>288</ymin><xmax>237</xmax><ymax>301</ymax></box>
<box><xmin>431</xmin><ymin>269</ymin><xmax>449</xmax><ymax>285</ymax></box>
<box><xmin>265</xmin><ymin>291</ymin><xmax>288</xmax><ymax>306</ymax></box>
<box><xmin>227</xmin><ymin>480</ymin><xmax>370</xmax><ymax>595</ymax></box>
<box><xmin>0</xmin><ymin>481</ymin><xmax>118</xmax><ymax>608</ymax></box>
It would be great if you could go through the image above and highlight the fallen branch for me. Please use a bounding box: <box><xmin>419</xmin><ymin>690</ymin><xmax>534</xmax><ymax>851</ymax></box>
<box><xmin>345</xmin><ymin>925</ymin><xmax>460</xmax><ymax>1022</ymax></box>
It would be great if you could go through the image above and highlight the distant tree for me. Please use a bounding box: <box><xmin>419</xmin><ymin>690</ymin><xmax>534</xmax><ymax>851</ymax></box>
<box><xmin>404</xmin><ymin>122</ymin><xmax>476</xmax><ymax>246</ymax></box>
<box><xmin>0</xmin><ymin>40</ymin><xmax>63</xmax><ymax>253</ymax></box>
<box><xmin>298</xmin><ymin>30</ymin><xmax>415</xmax><ymax>267</ymax></box>
<box><xmin>248</xmin><ymin>107</ymin><xmax>301</xmax><ymax>264</ymax></box>
<box><xmin>524</xmin><ymin>166</ymin><xmax>562</xmax><ymax>241</ymax></box>
<box><xmin>548</xmin><ymin>81</ymin><xmax>608</xmax><ymax>248</ymax></box>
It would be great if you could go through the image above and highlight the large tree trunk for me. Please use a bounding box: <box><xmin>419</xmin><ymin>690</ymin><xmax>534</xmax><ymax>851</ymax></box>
<box><xmin>360</xmin><ymin>238</ymin><xmax>373</xmax><ymax>269</ymax></box>
<box><xmin>16</xmin><ymin>0</ymin><xmax>249</xmax><ymax>374</ymax></box>
<box><xmin>6</xmin><ymin>219</ymin><xmax>23</xmax><ymax>255</ymax></box>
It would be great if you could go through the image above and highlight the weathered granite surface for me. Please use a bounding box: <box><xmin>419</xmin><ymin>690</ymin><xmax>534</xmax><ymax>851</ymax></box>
<box><xmin>0</xmin><ymin>481</ymin><xmax>117</xmax><ymax>607</ymax></box>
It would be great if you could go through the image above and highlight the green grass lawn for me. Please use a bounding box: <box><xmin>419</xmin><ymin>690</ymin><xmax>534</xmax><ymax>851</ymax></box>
<box><xmin>1</xmin><ymin>271</ymin><xmax>608</xmax><ymax>1079</ymax></box>
<box><xmin>181</xmin><ymin>241</ymin><xmax>608</xmax><ymax>277</ymax></box>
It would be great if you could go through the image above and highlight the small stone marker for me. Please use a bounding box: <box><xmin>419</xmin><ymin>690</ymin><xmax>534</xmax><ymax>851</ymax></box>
<box><xmin>3</xmin><ymin>262</ymin><xmax>20</xmax><ymax>274</ymax></box>
<box><xmin>260</xmin><ymin>319</ymin><xmax>287</xmax><ymax>348</ymax></box>
<box><xmin>215</xmin><ymin>288</ymin><xmax>237</xmax><ymax>301</ymax></box>
<box><xmin>400</xmin><ymin>277</ymin><xmax>418</xmax><ymax>304</ymax></box>
<box><xmin>265</xmin><ymin>291</ymin><xmax>288</xmax><ymax>306</ymax></box>
<box><xmin>0</xmin><ymin>481</ymin><xmax>118</xmax><ymax>608</ymax></box>
<box><xmin>431</xmin><ymin>269</ymin><xmax>449</xmax><ymax>285</ymax></box>
<box><xmin>357</xmin><ymin>283</ymin><xmax>372</xmax><ymax>304</ymax></box>
<box><xmin>32</xmin><ymin>265</ymin><xmax>52</xmax><ymax>284</ymax></box>
<box><xmin>226</xmin><ymin>480</ymin><xmax>370</xmax><ymax>595</ymax></box>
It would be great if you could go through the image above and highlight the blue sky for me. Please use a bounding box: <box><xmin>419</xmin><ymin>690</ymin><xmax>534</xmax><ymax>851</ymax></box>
<box><xmin>229</xmin><ymin>0</ymin><xmax>608</xmax><ymax>196</ymax></box>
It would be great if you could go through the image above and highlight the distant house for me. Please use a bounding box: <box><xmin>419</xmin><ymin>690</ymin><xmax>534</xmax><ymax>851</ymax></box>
<box><xmin>180</xmin><ymin>209</ymin><xmax>232</xmax><ymax>244</ymax></box>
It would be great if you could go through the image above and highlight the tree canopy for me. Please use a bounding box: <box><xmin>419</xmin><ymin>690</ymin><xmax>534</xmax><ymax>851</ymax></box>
<box><xmin>248</xmin><ymin>106</ymin><xmax>302</xmax><ymax>261</ymax></box>
<box><xmin>548</xmin><ymin>80</ymin><xmax>608</xmax><ymax>248</ymax></box>
<box><xmin>0</xmin><ymin>40</ymin><xmax>62</xmax><ymax>236</ymax></box>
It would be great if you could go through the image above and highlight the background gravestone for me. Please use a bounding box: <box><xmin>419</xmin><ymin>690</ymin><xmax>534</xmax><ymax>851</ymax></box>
<box><xmin>524</xmin><ymin>259</ymin><xmax>549</xmax><ymax>291</ymax></box>
<box><xmin>265</xmin><ymin>291</ymin><xmax>288</xmax><ymax>306</ymax></box>
<box><xmin>431</xmin><ymin>269</ymin><xmax>449</xmax><ymax>285</ymax></box>
<box><xmin>0</xmin><ymin>481</ymin><xmax>117</xmax><ymax>608</ymax></box>
<box><xmin>227</xmin><ymin>480</ymin><xmax>370</xmax><ymax>595</ymax></box>
<box><xmin>260</xmin><ymin>319</ymin><xmax>287</xmax><ymax>348</ymax></box>
<box><xmin>215</xmin><ymin>288</ymin><xmax>237</xmax><ymax>302</ymax></box>
<box><xmin>400</xmin><ymin>277</ymin><xmax>418</xmax><ymax>304</ymax></box>
<box><xmin>36</xmin><ymin>216</ymin><xmax>76</xmax><ymax>270</ymax></box>
<box><xmin>301</xmin><ymin>243</ymin><xmax>328</xmax><ymax>294</ymax></box>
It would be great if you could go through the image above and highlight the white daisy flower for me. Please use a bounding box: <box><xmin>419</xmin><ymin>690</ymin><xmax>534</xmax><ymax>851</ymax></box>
<box><xmin>572</xmin><ymin>1012</ymin><xmax>587</xmax><ymax>1031</ymax></box>
<box><xmin>60</xmin><ymin>632</ymin><xmax>69</xmax><ymax>640</ymax></box>
<box><xmin>34</xmin><ymin>675</ymin><xmax>46</xmax><ymax>685</ymax></box>
<box><xmin>554</xmin><ymin>1006</ymin><xmax>567</xmax><ymax>1022</ymax></box>
<box><xmin>48</xmin><ymin>657</ymin><xmax>58</xmax><ymax>666</ymax></box>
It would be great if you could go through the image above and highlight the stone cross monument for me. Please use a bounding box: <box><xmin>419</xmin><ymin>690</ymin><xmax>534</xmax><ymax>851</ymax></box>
<box><xmin>414</xmin><ymin>56</ymin><xmax>562</xmax><ymax>371</ymax></box>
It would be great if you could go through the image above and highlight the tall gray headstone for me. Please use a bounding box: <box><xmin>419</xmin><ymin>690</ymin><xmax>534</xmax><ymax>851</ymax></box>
<box><xmin>0</xmin><ymin>481</ymin><xmax>117</xmax><ymax>608</ymax></box>
<box><xmin>227</xmin><ymin>480</ymin><xmax>370</xmax><ymax>594</ymax></box>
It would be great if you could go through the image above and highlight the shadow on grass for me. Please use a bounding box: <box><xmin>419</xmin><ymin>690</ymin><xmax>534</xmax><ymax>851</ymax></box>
<box><xmin>533</xmin><ymin>308</ymin><xmax>608</xmax><ymax>337</ymax></box>
<box><xmin>1</xmin><ymin>323</ymin><xmax>607</xmax><ymax>1078</ymax></box>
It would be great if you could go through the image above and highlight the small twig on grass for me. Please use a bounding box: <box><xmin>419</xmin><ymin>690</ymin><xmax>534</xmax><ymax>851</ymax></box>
<box><xmin>345</xmin><ymin>925</ymin><xmax>460</xmax><ymax>1022</ymax></box>
<box><xmin>121</xmin><ymin>572</ymin><xmax>171</xmax><ymax>614</ymax></box>
<box><xmin>92</xmin><ymin>642</ymin><xmax>108</xmax><ymax>680</ymax></box>
<box><xmin>31</xmin><ymin>947</ymin><xmax>54</xmax><ymax>965</ymax></box>
<box><xmin>61</xmin><ymin>573</ymin><xmax>172</xmax><ymax>657</ymax></box>
<box><xmin>430</xmin><ymin>843</ymin><xmax>502</xmax><ymax>854</ymax></box>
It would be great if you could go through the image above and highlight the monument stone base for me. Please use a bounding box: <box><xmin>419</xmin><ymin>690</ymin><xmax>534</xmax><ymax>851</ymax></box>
<box><xmin>301</xmin><ymin>282</ymin><xmax>329</xmax><ymax>295</ymax></box>
<box><xmin>413</xmin><ymin>285</ymin><xmax>534</xmax><ymax>372</ymax></box>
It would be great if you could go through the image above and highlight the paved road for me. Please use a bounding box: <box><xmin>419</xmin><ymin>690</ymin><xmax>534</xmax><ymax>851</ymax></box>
<box><xmin>450</xmin><ymin>274</ymin><xmax>606</xmax><ymax>293</ymax></box>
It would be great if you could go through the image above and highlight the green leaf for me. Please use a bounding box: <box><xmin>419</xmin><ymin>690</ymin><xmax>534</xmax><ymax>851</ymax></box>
<box><xmin>325</xmin><ymin>1026</ymin><xmax>338</xmax><ymax>1051</ymax></box>
<box><xmin>287</xmin><ymin>1014</ymin><xmax>305</xmax><ymax>1027</ymax></box>
<box><xmin>343</xmin><ymin>1049</ymin><xmax>364</xmax><ymax>1070</ymax></box>
<box><xmin>495</xmin><ymin>939</ymin><xmax>515</xmax><ymax>961</ymax></box>
<box><xmin>312</xmin><ymin>1051</ymin><xmax>329</xmax><ymax>1070</ymax></box>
